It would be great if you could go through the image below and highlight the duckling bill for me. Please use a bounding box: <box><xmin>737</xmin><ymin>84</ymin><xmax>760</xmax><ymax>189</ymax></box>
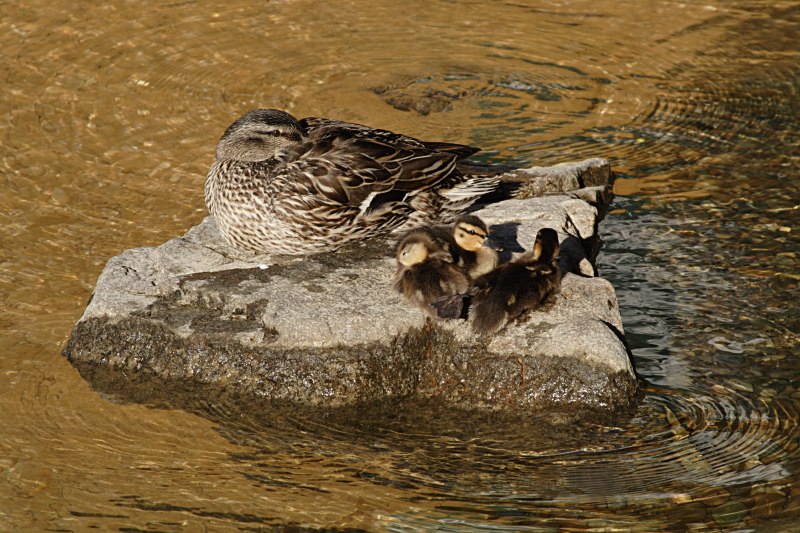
<box><xmin>469</xmin><ymin>227</ymin><xmax>562</xmax><ymax>336</ymax></box>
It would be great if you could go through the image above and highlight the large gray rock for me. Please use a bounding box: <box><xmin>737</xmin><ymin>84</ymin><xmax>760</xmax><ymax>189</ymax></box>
<box><xmin>64</xmin><ymin>158</ymin><xmax>638</xmax><ymax>418</ymax></box>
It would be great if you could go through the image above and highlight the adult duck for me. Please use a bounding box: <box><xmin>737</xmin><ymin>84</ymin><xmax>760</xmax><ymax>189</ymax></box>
<box><xmin>205</xmin><ymin>109</ymin><xmax>498</xmax><ymax>254</ymax></box>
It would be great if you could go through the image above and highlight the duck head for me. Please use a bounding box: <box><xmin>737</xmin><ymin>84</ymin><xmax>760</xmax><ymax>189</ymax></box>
<box><xmin>215</xmin><ymin>109</ymin><xmax>305</xmax><ymax>161</ymax></box>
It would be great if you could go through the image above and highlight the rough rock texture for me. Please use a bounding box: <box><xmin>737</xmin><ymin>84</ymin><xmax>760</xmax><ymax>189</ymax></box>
<box><xmin>64</xmin><ymin>158</ymin><xmax>638</xmax><ymax>417</ymax></box>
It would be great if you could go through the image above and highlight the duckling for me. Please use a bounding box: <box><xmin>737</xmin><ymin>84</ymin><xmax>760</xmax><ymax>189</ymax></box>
<box><xmin>420</xmin><ymin>215</ymin><xmax>497</xmax><ymax>319</ymax></box>
<box><xmin>419</xmin><ymin>215</ymin><xmax>497</xmax><ymax>276</ymax></box>
<box><xmin>469</xmin><ymin>227</ymin><xmax>562</xmax><ymax>336</ymax></box>
<box><xmin>450</xmin><ymin>215</ymin><xmax>498</xmax><ymax>279</ymax></box>
<box><xmin>393</xmin><ymin>229</ymin><xmax>470</xmax><ymax>317</ymax></box>
<box><xmin>205</xmin><ymin>109</ymin><xmax>499</xmax><ymax>254</ymax></box>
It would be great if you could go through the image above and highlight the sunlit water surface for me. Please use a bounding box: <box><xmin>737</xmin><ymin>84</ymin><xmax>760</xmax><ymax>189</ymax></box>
<box><xmin>1</xmin><ymin>1</ymin><xmax>798</xmax><ymax>531</ymax></box>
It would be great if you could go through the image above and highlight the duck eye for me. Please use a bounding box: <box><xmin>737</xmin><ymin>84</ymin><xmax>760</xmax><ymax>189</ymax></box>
<box><xmin>254</xmin><ymin>129</ymin><xmax>283</xmax><ymax>137</ymax></box>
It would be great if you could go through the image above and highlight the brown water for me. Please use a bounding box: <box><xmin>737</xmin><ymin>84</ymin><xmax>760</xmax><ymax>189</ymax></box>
<box><xmin>1</xmin><ymin>0</ymin><xmax>798</xmax><ymax>531</ymax></box>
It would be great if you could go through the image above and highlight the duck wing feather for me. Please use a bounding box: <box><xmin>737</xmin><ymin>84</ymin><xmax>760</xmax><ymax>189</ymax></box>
<box><xmin>297</xmin><ymin>117</ymin><xmax>480</xmax><ymax>207</ymax></box>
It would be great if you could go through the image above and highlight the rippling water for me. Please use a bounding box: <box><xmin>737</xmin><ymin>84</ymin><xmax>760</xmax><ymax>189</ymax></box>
<box><xmin>1</xmin><ymin>1</ymin><xmax>798</xmax><ymax>531</ymax></box>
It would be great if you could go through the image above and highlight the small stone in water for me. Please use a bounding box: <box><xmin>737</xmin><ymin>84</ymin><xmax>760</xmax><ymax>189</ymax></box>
<box><xmin>51</xmin><ymin>188</ymin><xmax>69</xmax><ymax>205</ymax></box>
<box><xmin>744</xmin><ymin>458</ymin><xmax>762</xmax><ymax>470</ymax></box>
<box><xmin>711</xmin><ymin>501</ymin><xmax>748</xmax><ymax>528</ymax></box>
<box><xmin>753</xmin><ymin>223</ymin><xmax>779</xmax><ymax>232</ymax></box>
<box><xmin>697</xmin><ymin>487</ymin><xmax>731</xmax><ymax>508</ymax></box>
<box><xmin>670</xmin><ymin>502</ymin><xmax>707</xmax><ymax>524</ymax></box>
<box><xmin>709</xmin><ymin>336</ymin><xmax>744</xmax><ymax>353</ymax></box>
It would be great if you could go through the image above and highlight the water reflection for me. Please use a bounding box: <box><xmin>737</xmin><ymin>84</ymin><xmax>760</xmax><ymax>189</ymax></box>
<box><xmin>1</xmin><ymin>0</ymin><xmax>799</xmax><ymax>530</ymax></box>
<box><xmin>70</xmin><ymin>359</ymin><xmax>800</xmax><ymax>530</ymax></box>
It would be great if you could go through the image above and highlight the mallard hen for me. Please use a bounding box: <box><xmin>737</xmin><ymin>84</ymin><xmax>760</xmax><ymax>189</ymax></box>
<box><xmin>205</xmin><ymin>109</ymin><xmax>498</xmax><ymax>254</ymax></box>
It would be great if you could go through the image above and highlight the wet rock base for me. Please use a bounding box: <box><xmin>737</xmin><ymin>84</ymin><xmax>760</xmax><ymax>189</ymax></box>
<box><xmin>64</xmin><ymin>158</ymin><xmax>639</xmax><ymax>420</ymax></box>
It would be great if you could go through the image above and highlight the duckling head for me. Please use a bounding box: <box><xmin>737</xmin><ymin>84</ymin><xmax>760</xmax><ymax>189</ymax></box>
<box><xmin>453</xmin><ymin>215</ymin><xmax>489</xmax><ymax>252</ymax></box>
<box><xmin>215</xmin><ymin>109</ymin><xmax>305</xmax><ymax>162</ymax></box>
<box><xmin>532</xmin><ymin>227</ymin><xmax>560</xmax><ymax>262</ymax></box>
<box><xmin>396</xmin><ymin>230</ymin><xmax>447</xmax><ymax>267</ymax></box>
<box><xmin>396</xmin><ymin>239</ymin><xmax>430</xmax><ymax>267</ymax></box>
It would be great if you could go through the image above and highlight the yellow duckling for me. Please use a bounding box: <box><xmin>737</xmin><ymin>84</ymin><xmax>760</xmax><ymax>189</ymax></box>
<box><xmin>420</xmin><ymin>215</ymin><xmax>497</xmax><ymax>277</ymax></box>
<box><xmin>418</xmin><ymin>215</ymin><xmax>498</xmax><ymax>319</ymax></box>
<box><xmin>449</xmin><ymin>214</ymin><xmax>498</xmax><ymax>279</ymax></box>
<box><xmin>393</xmin><ymin>229</ymin><xmax>470</xmax><ymax>317</ymax></box>
<box><xmin>469</xmin><ymin>227</ymin><xmax>562</xmax><ymax>336</ymax></box>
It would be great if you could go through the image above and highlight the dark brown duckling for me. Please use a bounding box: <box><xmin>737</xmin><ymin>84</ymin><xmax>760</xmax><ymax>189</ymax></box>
<box><xmin>393</xmin><ymin>229</ymin><xmax>471</xmax><ymax>317</ymax></box>
<box><xmin>469</xmin><ymin>227</ymin><xmax>562</xmax><ymax>336</ymax></box>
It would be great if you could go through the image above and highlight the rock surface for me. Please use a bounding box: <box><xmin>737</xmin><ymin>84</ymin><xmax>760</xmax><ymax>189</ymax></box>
<box><xmin>64</xmin><ymin>158</ymin><xmax>638</xmax><ymax>418</ymax></box>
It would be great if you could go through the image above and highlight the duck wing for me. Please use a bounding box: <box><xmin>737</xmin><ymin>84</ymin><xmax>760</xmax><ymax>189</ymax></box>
<box><xmin>297</xmin><ymin>117</ymin><xmax>481</xmax><ymax>210</ymax></box>
<box><xmin>418</xmin><ymin>141</ymin><xmax>480</xmax><ymax>159</ymax></box>
<box><xmin>266</xmin><ymin>156</ymin><xmax>414</xmax><ymax>240</ymax></box>
<box><xmin>431</xmin><ymin>290</ymin><xmax>476</xmax><ymax>320</ymax></box>
<box><xmin>469</xmin><ymin>267</ymin><xmax>517</xmax><ymax>336</ymax></box>
<box><xmin>301</xmin><ymin>116</ymin><xmax>479</xmax><ymax>158</ymax></box>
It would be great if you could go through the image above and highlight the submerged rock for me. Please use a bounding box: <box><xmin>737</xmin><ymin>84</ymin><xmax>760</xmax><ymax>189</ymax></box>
<box><xmin>64</xmin><ymin>158</ymin><xmax>638</xmax><ymax>418</ymax></box>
